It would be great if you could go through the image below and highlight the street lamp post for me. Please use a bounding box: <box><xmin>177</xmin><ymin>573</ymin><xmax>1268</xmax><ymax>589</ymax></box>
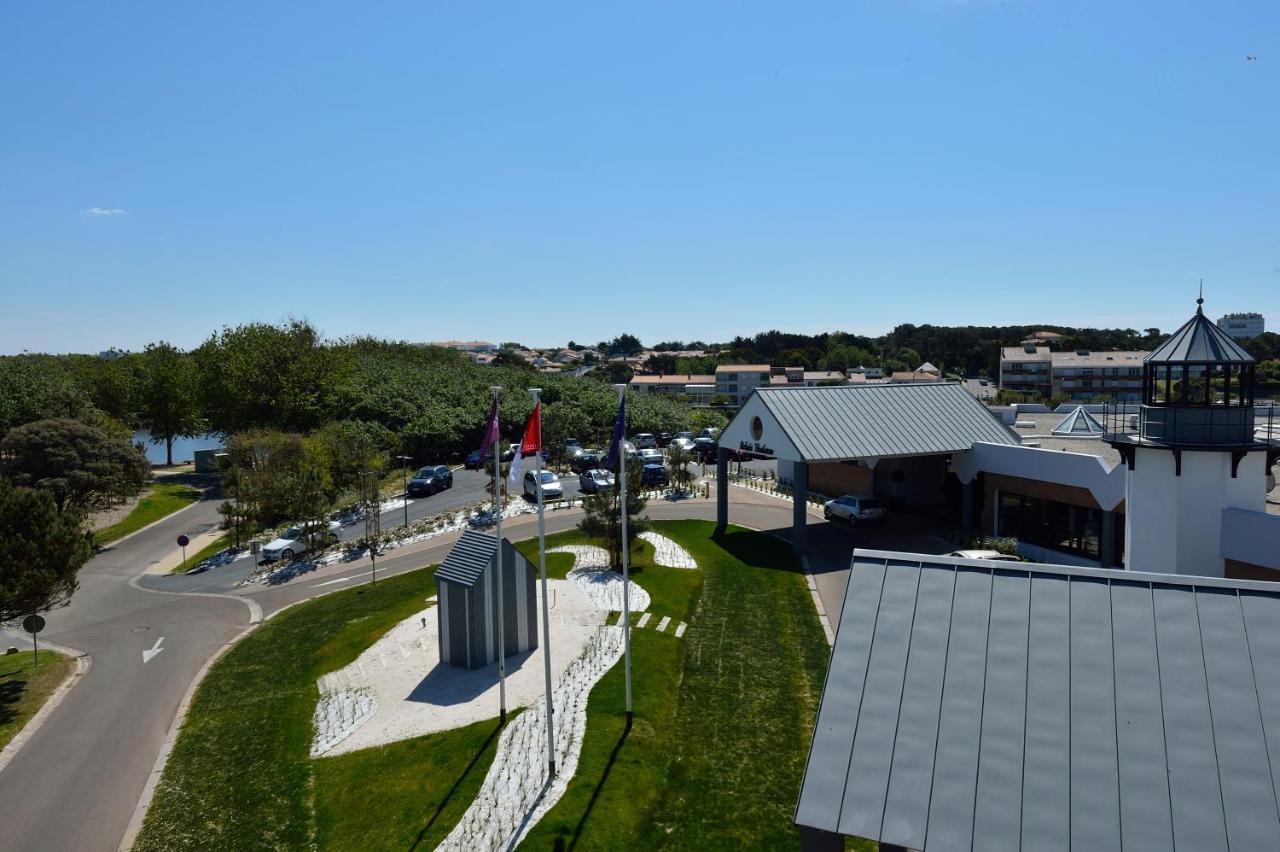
<box><xmin>395</xmin><ymin>455</ymin><xmax>411</xmax><ymax>528</ymax></box>
<box><xmin>361</xmin><ymin>470</ymin><xmax>381</xmax><ymax>585</ymax></box>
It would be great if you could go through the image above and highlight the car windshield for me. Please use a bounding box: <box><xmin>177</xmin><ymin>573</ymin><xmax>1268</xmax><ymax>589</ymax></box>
<box><xmin>539</xmin><ymin>471</ymin><xmax>557</xmax><ymax>483</ymax></box>
<box><xmin>282</xmin><ymin>526</ymin><xmax>302</xmax><ymax>539</ymax></box>
<box><xmin>415</xmin><ymin>467</ymin><xmax>433</xmax><ymax>477</ymax></box>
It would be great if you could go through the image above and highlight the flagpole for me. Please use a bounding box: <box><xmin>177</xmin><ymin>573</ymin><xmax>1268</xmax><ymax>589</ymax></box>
<box><xmin>614</xmin><ymin>383</ymin><xmax>633</xmax><ymax>727</ymax></box>
<box><xmin>491</xmin><ymin>385</ymin><xmax>507</xmax><ymax>725</ymax></box>
<box><xmin>530</xmin><ymin>389</ymin><xmax>557</xmax><ymax>778</ymax></box>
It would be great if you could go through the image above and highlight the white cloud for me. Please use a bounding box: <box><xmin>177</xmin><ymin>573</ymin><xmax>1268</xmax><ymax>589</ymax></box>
<box><xmin>80</xmin><ymin>207</ymin><xmax>127</xmax><ymax>217</ymax></box>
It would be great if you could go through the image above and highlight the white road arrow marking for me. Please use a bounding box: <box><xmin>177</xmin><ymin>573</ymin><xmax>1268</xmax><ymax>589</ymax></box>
<box><xmin>142</xmin><ymin>636</ymin><xmax>165</xmax><ymax>663</ymax></box>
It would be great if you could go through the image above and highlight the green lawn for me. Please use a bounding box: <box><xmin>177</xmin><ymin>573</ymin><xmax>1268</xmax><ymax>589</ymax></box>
<box><xmin>0</xmin><ymin>649</ymin><xmax>75</xmax><ymax>752</ymax></box>
<box><xmin>517</xmin><ymin>520</ymin><xmax>829</xmax><ymax>850</ymax></box>
<box><xmin>135</xmin><ymin>520</ymin><xmax>830</xmax><ymax>851</ymax></box>
<box><xmin>132</xmin><ymin>565</ymin><xmax>481</xmax><ymax>851</ymax></box>
<box><xmin>95</xmin><ymin>482</ymin><xmax>202</xmax><ymax>546</ymax></box>
<box><xmin>173</xmin><ymin>533</ymin><xmax>231</xmax><ymax>573</ymax></box>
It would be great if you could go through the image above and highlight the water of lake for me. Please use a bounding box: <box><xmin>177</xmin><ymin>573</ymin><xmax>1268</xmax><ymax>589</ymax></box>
<box><xmin>132</xmin><ymin>431</ymin><xmax>225</xmax><ymax>465</ymax></box>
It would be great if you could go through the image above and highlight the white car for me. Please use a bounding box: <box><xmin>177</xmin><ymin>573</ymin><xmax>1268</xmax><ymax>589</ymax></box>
<box><xmin>260</xmin><ymin>521</ymin><xmax>341</xmax><ymax>562</ymax></box>
<box><xmin>523</xmin><ymin>470</ymin><xmax>563</xmax><ymax>501</ymax></box>
<box><xmin>822</xmin><ymin>495</ymin><xmax>887</xmax><ymax>524</ymax></box>
<box><xmin>669</xmin><ymin>437</ymin><xmax>697</xmax><ymax>453</ymax></box>
<box><xmin>946</xmin><ymin>549</ymin><xmax>1021</xmax><ymax>562</ymax></box>
<box><xmin>635</xmin><ymin>448</ymin><xmax>663</xmax><ymax>467</ymax></box>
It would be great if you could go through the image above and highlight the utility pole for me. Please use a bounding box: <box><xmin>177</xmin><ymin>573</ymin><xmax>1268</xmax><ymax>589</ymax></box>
<box><xmin>361</xmin><ymin>470</ymin><xmax>381</xmax><ymax>585</ymax></box>
<box><xmin>395</xmin><ymin>454</ymin><xmax>411</xmax><ymax>528</ymax></box>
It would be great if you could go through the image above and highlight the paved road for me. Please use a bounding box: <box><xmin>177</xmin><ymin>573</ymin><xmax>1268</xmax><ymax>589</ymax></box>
<box><xmin>0</xmin><ymin>495</ymin><xmax>250</xmax><ymax>852</ymax></box>
<box><xmin>0</xmin><ymin>482</ymin><xmax>955</xmax><ymax>852</ymax></box>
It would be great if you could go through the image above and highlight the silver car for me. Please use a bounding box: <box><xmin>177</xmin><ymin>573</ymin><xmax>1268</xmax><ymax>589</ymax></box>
<box><xmin>822</xmin><ymin>495</ymin><xmax>887</xmax><ymax>524</ymax></box>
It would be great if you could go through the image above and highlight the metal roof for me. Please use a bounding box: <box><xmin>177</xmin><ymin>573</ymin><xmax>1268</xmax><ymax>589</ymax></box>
<box><xmin>1148</xmin><ymin>303</ymin><xmax>1255</xmax><ymax>364</ymax></box>
<box><xmin>796</xmin><ymin>549</ymin><xmax>1280</xmax><ymax>851</ymax></box>
<box><xmin>750</xmin><ymin>382</ymin><xmax>1018</xmax><ymax>462</ymax></box>
<box><xmin>435</xmin><ymin>529</ymin><xmax>501</xmax><ymax>587</ymax></box>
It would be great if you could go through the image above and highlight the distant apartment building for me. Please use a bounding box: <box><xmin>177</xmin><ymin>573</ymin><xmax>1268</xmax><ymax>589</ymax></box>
<box><xmin>999</xmin><ymin>344</ymin><xmax>1147</xmax><ymax>401</ymax></box>
<box><xmin>629</xmin><ymin>374</ymin><xmax>717</xmax><ymax>407</ymax></box>
<box><xmin>1217</xmin><ymin>312</ymin><xmax>1265</xmax><ymax>340</ymax></box>
<box><xmin>847</xmin><ymin>365</ymin><xmax>883</xmax><ymax>380</ymax></box>
<box><xmin>769</xmin><ymin>368</ymin><xmax>850</xmax><ymax>387</ymax></box>
<box><xmin>429</xmin><ymin>340</ymin><xmax>499</xmax><ymax>353</ymax></box>
<box><xmin>715</xmin><ymin>365</ymin><xmax>772</xmax><ymax>405</ymax></box>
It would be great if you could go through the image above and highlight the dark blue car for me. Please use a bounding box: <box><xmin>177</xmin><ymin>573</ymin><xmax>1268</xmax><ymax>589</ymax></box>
<box><xmin>464</xmin><ymin>449</ymin><xmax>484</xmax><ymax>470</ymax></box>
<box><xmin>641</xmin><ymin>464</ymin><xmax>669</xmax><ymax>487</ymax></box>
<box><xmin>408</xmin><ymin>465</ymin><xmax>452</xmax><ymax>497</ymax></box>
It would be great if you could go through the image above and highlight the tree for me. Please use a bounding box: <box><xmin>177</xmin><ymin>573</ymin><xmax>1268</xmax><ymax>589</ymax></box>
<box><xmin>606</xmin><ymin>334</ymin><xmax>643</xmax><ymax>356</ymax></box>
<box><xmin>137</xmin><ymin>342</ymin><xmax>202</xmax><ymax>466</ymax></box>
<box><xmin>578</xmin><ymin>462</ymin><xmax>649</xmax><ymax>569</ymax></box>
<box><xmin>0</xmin><ymin>418</ymin><xmax>150</xmax><ymax>514</ymax></box>
<box><xmin>0</xmin><ymin>355</ymin><xmax>92</xmax><ymax>434</ymax></box>
<box><xmin>667</xmin><ymin>443</ymin><xmax>694</xmax><ymax>493</ymax></box>
<box><xmin>0</xmin><ymin>480</ymin><xmax>93</xmax><ymax>622</ymax></box>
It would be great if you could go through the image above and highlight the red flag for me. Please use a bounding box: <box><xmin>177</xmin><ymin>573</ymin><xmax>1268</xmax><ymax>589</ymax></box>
<box><xmin>519</xmin><ymin>402</ymin><xmax>542</xmax><ymax>457</ymax></box>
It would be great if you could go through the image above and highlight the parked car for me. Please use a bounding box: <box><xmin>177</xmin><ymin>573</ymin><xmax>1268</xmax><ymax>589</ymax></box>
<box><xmin>523</xmin><ymin>470</ymin><xmax>563</xmax><ymax>500</ymax></box>
<box><xmin>697</xmin><ymin>427</ymin><xmax>721</xmax><ymax>441</ymax></box>
<box><xmin>565</xmin><ymin>438</ymin><xmax>582</xmax><ymax>452</ymax></box>
<box><xmin>656</xmin><ymin>432</ymin><xmax>673</xmax><ymax>448</ymax></box>
<box><xmin>640</xmin><ymin>464</ymin><xmax>669</xmax><ymax>487</ymax></box>
<box><xmin>635</xmin><ymin>448</ymin><xmax>663</xmax><ymax>467</ymax></box>
<box><xmin>261</xmin><ymin>521</ymin><xmax>341</xmax><ymax>562</ymax></box>
<box><xmin>822</xmin><ymin>495</ymin><xmax>887</xmax><ymax>524</ymax></box>
<box><xmin>407</xmin><ymin>465</ymin><xmax>452</xmax><ymax>497</ymax></box>
<box><xmin>677</xmin><ymin>431</ymin><xmax>694</xmax><ymax>440</ymax></box>
<box><xmin>464</xmin><ymin>449</ymin><xmax>484</xmax><ymax>470</ymax></box>
<box><xmin>669</xmin><ymin>436</ymin><xmax>696</xmax><ymax>453</ymax></box>
<box><xmin>978</xmin><ymin>379</ymin><xmax>989</xmax><ymax>387</ymax></box>
<box><xmin>634</xmin><ymin>433</ymin><xmax>658</xmax><ymax>449</ymax></box>
<box><xmin>500</xmin><ymin>444</ymin><xmax>519</xmax><ymax>462</ymax></box>
<box><xmin>946</xmin><ymin>549</ymin><xmax>1021</xmax><ymax>562</ymax></box>
<box><xmin>571</xmin><ymin>451</ymin><xmax>603</xmax><ymax>473</ymax></box>
<box><xmin>693</xmin><ymin>439</ymin><xmax>719</xmax><ymax>464</ymax></box>
<box><xmin>579</xmin><ymin>468</ymin><xmax>616</xmax><ymax>494</ymax></box>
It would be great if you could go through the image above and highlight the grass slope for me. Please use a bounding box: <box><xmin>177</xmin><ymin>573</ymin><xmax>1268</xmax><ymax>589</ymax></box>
<box><xmin>0</xmin><ymin>650</ymin><xmax>75</xmax><ymax>752</ymax></box>
<box><xmin>95</xmin><ymin>482</ymin><xmax>202</xmax><ymax>545</ymax></box>
<box><xmin>132</xmin><ymin>565</ymin><xmax>496</xmax><ymax>851</ymax></box>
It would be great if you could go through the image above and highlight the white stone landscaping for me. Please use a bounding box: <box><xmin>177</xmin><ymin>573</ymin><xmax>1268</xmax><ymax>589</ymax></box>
<box><xmin>638</xmin><ymin>531</ymin><xmax>698</xmax><ymax>569</ymax></box>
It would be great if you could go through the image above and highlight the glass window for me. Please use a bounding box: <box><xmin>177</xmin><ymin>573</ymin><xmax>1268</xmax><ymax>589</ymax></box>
<box><xmin>1185</xmin><ymin>365</ymin><xmax>1207</xmax><ymax>404</ymax></box>
<box><xmin>1210</xmin><ymin>364</ymin><xmax>1226</xmax><ymax>405</ymax></box>
<box><xmin>998</xmin><ymin>493</ymin><xmax>1100</xmax><ymax>560</ymax></box>
<box><xmin>1168</xmin><ymin>365</ymin><xmax>1185</xmax><ymax>403</ymax></box>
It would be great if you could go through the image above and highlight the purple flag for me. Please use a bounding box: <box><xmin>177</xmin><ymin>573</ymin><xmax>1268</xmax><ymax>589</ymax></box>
<box><xmin>478</xmin><ymin>397</ymin><xmax>500</xmax><ymax>457</ymax></box>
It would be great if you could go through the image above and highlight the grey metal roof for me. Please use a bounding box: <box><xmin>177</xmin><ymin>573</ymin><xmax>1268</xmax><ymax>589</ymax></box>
<box><xmin>1148</xmin><ymin>304</ymin><xmax>1255</xmax><ymax>364</ymax></box>
<box><xmin>435</xmin><ymin>529</ymin><xmax>499</xmax><ymax>587</ymax></box>
<box><xmin>796</xmin><ymin>549</ymin><xmax>1280</xmax><ymax>851</ymax></box>
<box><xmin>752</xmin><ymin>382</ymin><xmax>1018</xmax><ymax>462</ymax></box>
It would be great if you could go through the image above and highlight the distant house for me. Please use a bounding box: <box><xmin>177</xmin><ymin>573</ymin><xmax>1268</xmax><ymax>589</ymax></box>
<box><xmin>770</xmin><ymin>368</ymin><xmax>849</xmax><ymax>387</ymax></box>
<box><xmin>429</xmin><ymin>340</ymin><xmax>499</xmax><ymax>354</ymax></box>
<box><xmin>847</xmin><ymin>365</ymin><xmax>883</xmax><ymax>380</ymax></box>
<box><xmin>630</xmin><ymin>373</ymin><xmax>717</xmax><ymax>406</ymax></box>
<box><xmin>435</xmin><ymin>530</ymin><xmax>538</xmax><ymax>670</ymax></box>
<box><xmin>554</xmin><ymin>349</ymin><xmax>583</xmax><ymax>364</ymax></box>
<box><xmin>888</xmin><ymin>366</ymin><xmax>944</xmax><ymax>383</ymax></box>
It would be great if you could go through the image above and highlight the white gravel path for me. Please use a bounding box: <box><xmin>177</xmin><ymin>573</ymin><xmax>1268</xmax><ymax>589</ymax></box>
<box><xmin>637</xmin><ymin>531</ymin><xmax>698</xmax><ymax>569</ymax></box>
<box><xmin>547</xmin><ymin>544</ymin><xmax>609</xmax><ymax>569</ymax></box>
<box><xmin>551</xmin><ymin>545</ymin><xmax>652</xmax><ymax>614</ymax></box>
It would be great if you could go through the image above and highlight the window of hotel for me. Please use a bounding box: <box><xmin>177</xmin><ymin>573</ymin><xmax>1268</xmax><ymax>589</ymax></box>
<box><xmin>998</xmin><ymin>493</ymin><xmax>1101</xmax><ymax>560</ymax></box>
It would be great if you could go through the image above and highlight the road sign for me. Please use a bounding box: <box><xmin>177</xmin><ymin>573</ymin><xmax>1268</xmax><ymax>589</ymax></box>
<box><xmin>22</xmin><ymin>614</ymin><xmax>45</xmax><ymax>668</ymax></box>
<box><xmin>176</xmin><ymin>534</ymin><xmax>190</xmax><ymax>547</ymax></box>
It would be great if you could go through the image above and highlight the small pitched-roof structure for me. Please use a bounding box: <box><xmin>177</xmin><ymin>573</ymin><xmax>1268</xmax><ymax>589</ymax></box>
<box><xmin>435</xmin><ymin>529</ymin><xmax>538</xmax><ymax>670</ymax></box>
<box><xmin>722</xmin><ymin>383</ymin><xmax>1017</xmax><ymax>463</ymax></box>
<box><xmin>1051</xmin><ymin>405</ymin><xmax>1105</xmax><ymax>436</ymax></box>
<box><xmin>796</xmin><ymin>549</ymin><xmax>1280</xmax><ymax>851</ymax></box>
<box><xmin>916</xmin><ymin>361</ymin><xmax>941</xmax><ymax>375</ymax></box>
<box><xmin>1149</xmin><ymin>301</ymin><xmax>1255</xmax><ymax>364</ymax></box>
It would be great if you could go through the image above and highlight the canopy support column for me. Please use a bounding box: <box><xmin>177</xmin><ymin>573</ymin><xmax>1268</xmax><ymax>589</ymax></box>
<box><xmin>792</xmin><ymin>460</ymin><xmax>808</xmax><ymax>554</ymax></box>
<box><xmin>715</xmin><ymin>447</ymin><xmax>729</xmax><ymax>532</ymax></box>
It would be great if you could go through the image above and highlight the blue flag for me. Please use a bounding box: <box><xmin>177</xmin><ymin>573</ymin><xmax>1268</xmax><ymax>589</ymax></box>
<box><xmin>605</xmin><ymin>394</ymin><xmax>626</xmax><ymax>472</ymax></box>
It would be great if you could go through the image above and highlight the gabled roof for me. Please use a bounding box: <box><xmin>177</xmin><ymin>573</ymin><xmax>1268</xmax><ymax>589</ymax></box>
<box><xmin>797</xmin><ymin>550</ymin><xmax>1280</xmax><ymax>851</ymax></box>
<box><xmin>1051</xmin><ymin>406</ymin><xmax>1105</xmax><ymax>436</ymax></box>
<box><xmin>1149</xmin><ymin>302</ymin><xmax>1255</xmax><ymax>364</ymax></box>
<box><xmin>743</xmin><ymin>382</ymin><xmax>1017</xmax><ymax>462</ymax></box>
<box><xmin>435</xmin><ymin>529</ymin><xmax>500</xmax><ymax>587</ymax></box>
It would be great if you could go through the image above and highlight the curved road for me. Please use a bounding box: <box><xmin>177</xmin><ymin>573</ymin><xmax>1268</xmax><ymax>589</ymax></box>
<box><xmin>0</xmin><ymin>484</ymin><xmax>953</xmax><ymax>851</ymax></box>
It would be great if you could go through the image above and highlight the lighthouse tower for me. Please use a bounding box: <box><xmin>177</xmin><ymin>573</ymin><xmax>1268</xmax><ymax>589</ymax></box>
<box><xmin>1106</xmin><ymin>298</ymin><xmax>1270</xmax><ymax>576</ymax></box>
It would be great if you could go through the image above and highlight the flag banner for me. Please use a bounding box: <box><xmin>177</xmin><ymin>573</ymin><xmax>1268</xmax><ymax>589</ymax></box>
<box><xmin>605</xmin><ymin>395</ymin><xmax>626</xmax><ymax>471</ymax></box>
<box><xmin>508</xmin><ymin>403</ymin><xmax>542</xmax><ymax>490</ymax></box>
<box><xmin>478</xmin><ymin>397</ymin><xmax>500</xmax><ymax>457</ymax></box>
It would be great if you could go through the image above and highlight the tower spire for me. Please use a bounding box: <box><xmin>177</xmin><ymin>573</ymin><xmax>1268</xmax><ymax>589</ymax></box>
<box><xmin>1197</xmin><ymin>278</ymin><xmax>1204</xmax><ymax>313</ymax></box>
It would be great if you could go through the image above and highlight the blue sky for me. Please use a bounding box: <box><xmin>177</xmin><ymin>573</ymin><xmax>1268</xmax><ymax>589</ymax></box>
<box><xmin>1</xmin><ymin>1</ymin><xmax>1276</xmax><ymax>354</ymax></box>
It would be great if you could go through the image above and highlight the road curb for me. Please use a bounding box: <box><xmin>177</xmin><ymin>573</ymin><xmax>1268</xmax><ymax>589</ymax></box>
<box><xmin>0</xmin><ymin>639</ymin><xmax>92</xmax><ymax>776</ymax></box>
